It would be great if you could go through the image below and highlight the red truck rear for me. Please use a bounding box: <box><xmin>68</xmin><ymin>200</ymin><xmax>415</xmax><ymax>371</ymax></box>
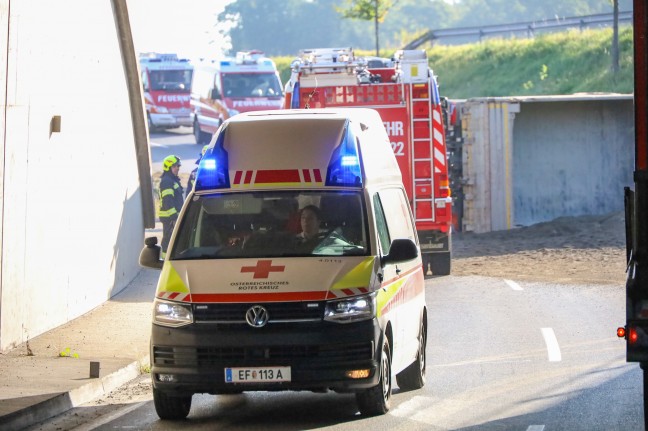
<box><xmin>284</xmin><ymin>48</ymin><xmax>453</xmax><ymax>274</ymax></box>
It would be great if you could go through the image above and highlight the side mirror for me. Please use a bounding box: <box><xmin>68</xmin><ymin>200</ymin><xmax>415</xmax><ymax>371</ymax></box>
<box><xmin>210</xmin><ymin>87</ymin><xmax>222</xmax><ymax>100</ymax></box>
<box><xmin>139</xmin><ymin>236</ymin><xmax>163</xmax><ymax>269</ymax></box>
<box><xmin>382</xmin><ymin>238</ymin><xmax>419</xmax><ymax>266</ymax></box>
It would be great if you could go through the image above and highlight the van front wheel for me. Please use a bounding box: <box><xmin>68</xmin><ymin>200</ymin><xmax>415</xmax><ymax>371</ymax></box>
<box><xmin>356</xmin><ymin>338</ymin><xmax>392</xmax><ymax>416</ymax></box>
<box><xmin>193</xmin><ymin>120</ymin><xmax>211</xmax><ymax>145</ymax></box>
<box><xmin>153</xmin><ymin>387</ymin><xmax>192</xmax><ymax>420</ymax></box>
<box><xmin>396</xmin><ymin>318</ymin><xmax>426</xmax><ymax>390</ymax></box>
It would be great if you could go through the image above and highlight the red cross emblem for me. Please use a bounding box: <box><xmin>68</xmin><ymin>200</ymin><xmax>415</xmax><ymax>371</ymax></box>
<box><xmin>241</xmin><ymin>260</ymin><xmax>285</xmax><ymax>279</ymax></box>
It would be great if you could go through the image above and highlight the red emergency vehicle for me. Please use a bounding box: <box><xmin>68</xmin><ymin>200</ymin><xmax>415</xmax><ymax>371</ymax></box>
<box><xmin>139</xmin><ymin>53</ymin><xmax>193</xmax><ymax>131</ymax></box>
<box><xmin>619</xmin><ymin>1</ymin><xmax>648</xmax><ymax>425</ymax></box>
<box><xmin>191</xmin><ymin>50</ymin><xmax>284</xmax><ymax>144</ymax></box>
<box><xmin>284</xmin><ymin>48</ymin><xmax>453</xmax><ymax>274</ymax></box>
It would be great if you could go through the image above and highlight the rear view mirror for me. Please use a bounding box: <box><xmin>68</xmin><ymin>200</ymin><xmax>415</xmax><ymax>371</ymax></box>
<box><xmin>139</xmin><ymin>236</ymin><xmax>163</xmax><ymax>269</ymax></box>
<box><xmin>210</xmin><ymin>87</ymin><xmax>222</xmax><ymax>100</ymax></box>
<box><xmin>382</xmin><ymin>238</ymin><xmax>419</xmax><ymax>265</ymax></box>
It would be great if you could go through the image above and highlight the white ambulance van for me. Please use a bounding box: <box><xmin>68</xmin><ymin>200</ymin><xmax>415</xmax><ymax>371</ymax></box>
<box><xmin>140</xmin><ymin>108</ymin><xmax>427</xmax><ymax>420</ymax></box>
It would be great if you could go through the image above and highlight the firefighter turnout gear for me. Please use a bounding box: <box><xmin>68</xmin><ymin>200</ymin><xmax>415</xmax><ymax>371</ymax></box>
<box><xmin>159</xmin><ymin>157</ymin><xmax>184</xmax><ymax>256</ymax></box>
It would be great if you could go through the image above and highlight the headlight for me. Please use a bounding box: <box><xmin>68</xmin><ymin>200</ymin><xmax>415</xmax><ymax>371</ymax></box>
<box><xmin>153</xmin><ymin>299</ymin><xmax>193</xmax><ymax>327</ymax></box>
<box><xmin>227</xmin><ymin>108</ymin><xmax>240</xmax><ymax>117</ymax></box>
<box><xmin>151</xmin><ymin>105</ymin><xmax>169</xmax><ymax>114</ymax></box>
<box><xmin>324</xmin><ymin>293</ymin><xmax>376</xmax><ymax>324</ymax></box>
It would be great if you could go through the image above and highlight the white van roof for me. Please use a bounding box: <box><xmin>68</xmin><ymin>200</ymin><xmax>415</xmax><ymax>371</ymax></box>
<box><xmin>195</xmin><ymin>108</ymin><xmax>402</xmax><ymax>192</ymax></box>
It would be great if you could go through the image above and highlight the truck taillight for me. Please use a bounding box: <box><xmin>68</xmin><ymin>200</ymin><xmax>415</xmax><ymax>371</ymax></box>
<box><xmin>617</xmin><ymin>327</ymin><xmax>627</xmax><ymax>338</ymax></box>
<box><xmin>619</xmin><ymin>326</ymin><xmax>640</xmax><ymax>343</ymax></box>
<box><xmin>439</xmin><ymin>175</ymin><xmax>450</xmax><ymax>198</ymax></box>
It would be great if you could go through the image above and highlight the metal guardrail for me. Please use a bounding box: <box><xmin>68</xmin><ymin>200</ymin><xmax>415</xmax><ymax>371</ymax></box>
<box><xmin>403</xmin><ymin>11</ymin><xmax>633</xmax><ymax>50</ymax></box>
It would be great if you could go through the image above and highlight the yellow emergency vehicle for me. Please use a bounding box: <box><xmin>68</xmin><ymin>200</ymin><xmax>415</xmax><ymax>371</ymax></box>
<box><xmin>140</xmin><ymin>108</ymin><xmax>427</xmax><ymax>420</ymax></box>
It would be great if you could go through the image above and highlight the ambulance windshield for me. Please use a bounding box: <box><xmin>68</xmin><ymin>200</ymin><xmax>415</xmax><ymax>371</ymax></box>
<box><xmin>171</xmin><ymin>191</ymin><xmax>368</xmax><ymax>259</ymax></box>
<box><xmin>222</xmin><ymin>73</ymin><xmax>283</xmax><ymax>98</ymax></box>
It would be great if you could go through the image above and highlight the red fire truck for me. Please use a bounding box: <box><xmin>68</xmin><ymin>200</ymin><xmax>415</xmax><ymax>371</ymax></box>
<box><xmin>139</xmin><ymin>53</ymin><xmax>193</xmax><ymax>131</ymax></box>
<box><xmin>284</xmin><ymin>48</ymin><xmax>453</xmax><ymax>275</ymax></box>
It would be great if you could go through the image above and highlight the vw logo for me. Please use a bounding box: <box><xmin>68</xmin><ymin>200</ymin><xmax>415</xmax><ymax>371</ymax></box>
<box><xmin>245</xmin><ymin>305</ymin><xmax>269</xmax><ymax>328</ymax></box>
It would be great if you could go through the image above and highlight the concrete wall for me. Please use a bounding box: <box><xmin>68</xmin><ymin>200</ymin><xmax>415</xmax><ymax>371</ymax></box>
<box><xmin>0</xmin><ymin>0</ymin><xmax>150</xmax><ymax>351</ymax></box>
<box><xmin>460</xmin><ymin>95</ymin><xmax>634</xmax><ymax>233</ymax></box>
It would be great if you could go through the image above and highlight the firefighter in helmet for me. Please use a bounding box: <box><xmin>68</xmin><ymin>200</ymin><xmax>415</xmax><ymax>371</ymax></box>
<box><xmin>185</xmin><ymin>145</ymin><xmax>209</xmax><ymax>200</ymax></box>
<box><xmin>159</xmin><ymin>155</ymin><xmax>184</xmax><ymax>258</ymax></box>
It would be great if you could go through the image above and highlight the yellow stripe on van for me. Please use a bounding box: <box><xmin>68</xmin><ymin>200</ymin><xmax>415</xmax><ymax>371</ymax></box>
<box><xmin>331</xmin><ymin>257</ymin><xmax>375</xmax><ymax>291</ymax></box>
<box><xmin>376</xmin><ymin>277</ymin><xmax>407</xmax><ymax>317</ymax></box>
<box><xmin>157</xmin><ymin>262</ymin><xmax>189</xmax><ymax>294</ymax></box>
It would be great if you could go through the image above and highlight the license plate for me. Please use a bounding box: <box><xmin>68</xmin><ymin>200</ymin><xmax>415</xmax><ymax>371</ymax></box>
<box><xmin>225</xmin><ymin>366</ymin><xmax>291</xmax><ymax>383</ymax></box>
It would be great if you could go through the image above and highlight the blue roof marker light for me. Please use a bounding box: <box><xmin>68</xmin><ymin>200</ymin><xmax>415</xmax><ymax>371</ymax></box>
<box><xmin>195</xmin><ymin>129</ymin><xmax>230</xmax><ymax>191</ymax></box>
<box><xmin>290</xmin><ymin>82</ymin><xmax>301</xmax><ymax>109</ymax></box>
<box><xmin>325</xmin><ymin>121</ymin><xmax>363</xmax><ymax>187</ymax></box>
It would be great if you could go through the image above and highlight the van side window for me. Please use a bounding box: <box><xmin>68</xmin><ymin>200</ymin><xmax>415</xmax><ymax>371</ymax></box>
<box><xmin>373</xmin><ymin>193</ymin><xmax>391</xmax><ymax>255</ymax></box>
<box><xmin>377</xmin><ymin>188</ymin><xmax>418</xmax><ymax>242</ymax></box>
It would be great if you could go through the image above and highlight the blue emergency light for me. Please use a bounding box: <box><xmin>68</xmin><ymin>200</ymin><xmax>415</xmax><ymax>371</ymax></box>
<box><xmin>325</xmin><ymin>121</ymin><xmax>363</xmax><ymax>187</ymax></box>
<box><xmin>290</xmin><ymin>82</ymin><xmax>301</xmax><ymax>109</ymax></box>
<box><xmin>195</xmin><ymin>130</ymin><xmax>230</xmax><ymax>191</ymax></box>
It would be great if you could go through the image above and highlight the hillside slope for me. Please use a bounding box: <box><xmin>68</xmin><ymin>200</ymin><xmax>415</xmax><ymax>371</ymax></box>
<box><xmin>274</xmin><ymin>27</ymin><xmax>634</xmax><ymax>99</ymax></box>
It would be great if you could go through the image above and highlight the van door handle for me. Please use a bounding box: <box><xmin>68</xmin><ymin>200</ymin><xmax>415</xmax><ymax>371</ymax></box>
<box><xmin>395</xmin><ymin>266</ymin><xmax>402</xmax><ymax>275</ymax></box>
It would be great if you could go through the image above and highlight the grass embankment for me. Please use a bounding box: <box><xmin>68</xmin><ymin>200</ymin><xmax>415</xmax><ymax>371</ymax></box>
<box><xmin>274</xmin><ymin>27</ymin><xmax>634</xmax><ymax>99</ymax></box>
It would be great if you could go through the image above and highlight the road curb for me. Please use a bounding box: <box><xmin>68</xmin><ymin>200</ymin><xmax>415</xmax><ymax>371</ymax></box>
<box><xmin>0</xmin><ymin>355</ymin><xmax>150</xmax><ymax>431</ymax></box>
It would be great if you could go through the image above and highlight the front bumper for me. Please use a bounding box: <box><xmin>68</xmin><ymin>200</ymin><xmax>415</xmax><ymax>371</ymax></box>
<box><xmin>150</xmin><ymin>319</ymin><xmax>382</xmax><ymax>396</ymax></box>
<box><xmin>149</xmin><ymin>113</ymin><xmax>193</xmax><ymax>128</ymax></box>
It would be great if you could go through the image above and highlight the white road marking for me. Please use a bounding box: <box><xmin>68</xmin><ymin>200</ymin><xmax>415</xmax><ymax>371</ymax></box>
<box><xmin>527</xmin><ymin>426</ymin><xmax>545</xmax><ymax>431</ymax></box>
<box><xmin>71</xmin><ymin>401</ymin><xmax>147</xmax><ymax>431</ymax></box>
<box><xmin>504</xmin><ymin>279</ymin><xmax>523</xmax><ymax>291</ymax></box>
<box><xmin>541</xmin><ymin>328</ymin><xmax>562</xmax><ymax>362</ymax></box>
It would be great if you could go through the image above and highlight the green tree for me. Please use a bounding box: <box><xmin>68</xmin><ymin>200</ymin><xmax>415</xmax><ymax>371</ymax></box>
<box><xmin>336</xmin><ymin>0</ymin><xmax>393</xmax><ymax>56</ymax></box>
<box><xmin>217</xmin><ymin>0</ymin><xmax>376</xmax><ymax>56</ymax></box>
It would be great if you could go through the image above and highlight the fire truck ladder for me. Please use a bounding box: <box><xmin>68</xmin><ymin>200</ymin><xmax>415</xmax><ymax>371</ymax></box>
<box><xmin>410</xmin><ymin>78</ymin><xmax>435</xmax><ymax>223</ymax></box>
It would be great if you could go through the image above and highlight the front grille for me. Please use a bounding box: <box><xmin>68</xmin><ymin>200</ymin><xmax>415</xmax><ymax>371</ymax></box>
<box><xmin>153</xmin><ymin>342</ymin><xmax>373</xmax><ymax>367</ymax></box>
<box><xmin>169</xmin><ymin>107</ymin><xmax>191</xmax><ymax>114</ymax></box>
<box><xmin>193</xmin><ymin>302</ymin><xmax>324</xmax><ymax>323</ymax></box>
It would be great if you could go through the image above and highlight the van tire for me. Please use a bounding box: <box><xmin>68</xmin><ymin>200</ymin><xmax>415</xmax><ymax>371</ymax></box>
<box><xmin>147</xmin><ymin>114</ymin><xmax>156</xmax><ymax>133</ymax></box>
<box><xmin>153</xmin><ymin>387</ymin><xmax>192</xmax><ymax>420</ymax></box>
<box><xmin>430</xmin><ymin>251</ymin><xmax>451</xmax><ymax>275</ymax></box>
<box><xmin>193</xmin><ymin>120</ymin><xmax>212</xmax><ymax>145</ymax></box>
<box><xmin>356</xmin><ymin>338</ymin><xmax>391</xmax><ymax>416</ymax></box>
<box><xmin>396</xmin><ymin>318</ymin><xmax>426</xmax><ymax>390</ymax></box>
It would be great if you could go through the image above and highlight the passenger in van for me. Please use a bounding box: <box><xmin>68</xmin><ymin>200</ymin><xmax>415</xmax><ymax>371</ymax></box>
<box><xmin>295</xmin><ymin>205</ymin><xmax>324</xmax><ymax>252</ymax></box>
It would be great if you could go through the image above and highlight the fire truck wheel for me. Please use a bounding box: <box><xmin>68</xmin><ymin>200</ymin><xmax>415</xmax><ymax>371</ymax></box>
<box><xmin>430</xmin><ymin>252</ymin><xmax>451</xmax><ymax>276</ymax></box>
<box><xmin>396</xmin><ymin>317</ymin><xmax>426</xmax><ymax>390</ymax></box>
<box><xmin>193</xmin><ymin>120</ymin><xmax>211</xmax><ymax>145</ymax></box>
<box><xmin>356</xmin><ymin>337</ymin><xmax>392</xmax><ymax>416</ymax></box>
<box><xmin>153</xmin><ymin>387</ymin><xmax>192</xmax><ymax>420</ymax></box>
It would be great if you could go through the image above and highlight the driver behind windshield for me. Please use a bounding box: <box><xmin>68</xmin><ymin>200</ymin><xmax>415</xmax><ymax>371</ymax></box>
<box><xmin>295</xmin><ymin>205</ymin><xmax>325</xmax><ymax>252</ymax></box>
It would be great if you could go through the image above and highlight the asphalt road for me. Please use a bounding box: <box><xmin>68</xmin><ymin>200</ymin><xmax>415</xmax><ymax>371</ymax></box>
<box><xmin>26</xmin><ymin>275</ymin><xmax>643</xmax><ymax>431</ymax></box>
<box><xmin>148</xmin><ymin>127</ymin><xmax>202</xmax><ymax>176</ymax></box>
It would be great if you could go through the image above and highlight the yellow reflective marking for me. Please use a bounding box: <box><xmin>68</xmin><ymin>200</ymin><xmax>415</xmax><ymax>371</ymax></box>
<box><xmin>331</xmin><ymin>257</ymin><xmax>375</xmax><ymax>290</ymax></box>
<box><xmin>157</xmin><ymin>262</ymin><xmax>189</xmax><ymax>294</ymax></box>
<box><xmin>376</xmin><ymin>276</ymin><xmax>407</xmax><ymax>318</ymax></box>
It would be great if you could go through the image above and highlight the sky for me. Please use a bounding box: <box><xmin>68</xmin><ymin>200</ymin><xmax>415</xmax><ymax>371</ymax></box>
<box><xmin>127</xmin><ymin>0</ymin><xmax>234</xmax><ymax>62</ymax></box>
